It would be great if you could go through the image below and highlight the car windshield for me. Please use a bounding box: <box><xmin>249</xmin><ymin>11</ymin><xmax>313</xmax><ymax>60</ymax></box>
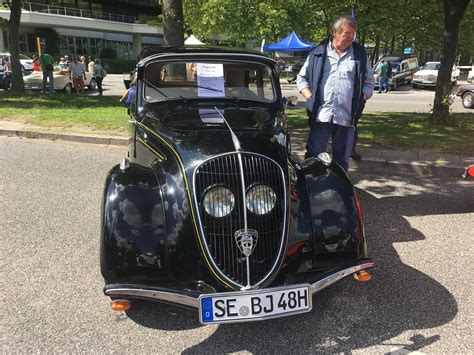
<box><xmin>19</xmin><ymin>54</ymin><xmax>31</xmax><ymax>60</ymax></box>
<box><xmin>143</xmin><ymin>60</ymin><xmax>276</xmax><ymax>103</ymax></box>
<box><xmin>422</xmin><ymin>63</ymin><xmax>441</xmax><ymax>70</ymax></box>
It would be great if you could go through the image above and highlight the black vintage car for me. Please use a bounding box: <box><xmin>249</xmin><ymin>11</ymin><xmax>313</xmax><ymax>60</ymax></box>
<box><xmin>101</xmin><ymin>46</ymin><xmax>373</xmax><ymax>325</ymax></box>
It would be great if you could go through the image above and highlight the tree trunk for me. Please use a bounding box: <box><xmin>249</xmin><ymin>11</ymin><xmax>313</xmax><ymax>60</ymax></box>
<box><xmin>8</xmin><ymin>0</ymin><xmax>24</xmax><ymax>92</ymax></box>
<box><xmin>390</xmin><ymin>36</ymin><xmax>395</xmax><ymax>54</ymax></box>
<box><xmin>371</xmin><ymin>35</ymin><xmax>380</xmax><ymax>64</ymax></box>
<box><xmin>431</xmin><ymin>0</ymin><xmax>470</xmax><ymax>124</ymax></box>
<box><xmin>360</xmin><ymin>29</ymin><xmax>366</xmax><ymax>47</ymax></box>
<box><xmin>162</xmin><ymin>0</ymin><xmax>184</xmax><ymax>46</ymax></box>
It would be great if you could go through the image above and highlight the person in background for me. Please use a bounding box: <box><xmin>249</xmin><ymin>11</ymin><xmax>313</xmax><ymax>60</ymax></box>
<box><xmin>296</xmin><ymin>15</ymin><xmax>374</xmax><ymax>172</ymax></box>
<box><xmin>32</xmin><ymin>56</ymin><xmax>42</xmax><ymax>72</ymax></box>
<box><xmin>377</xmin><ymin>59</ymin><xmax>389</xmax><ymax>93</ymax></box>
<box><xmin>93</xmin><ymin>58</ymin><xmax>104</xmax><ymax>96</ymax></box>
<box><xmin>88</xmin><ymin>56</ymin><xmax>95</xmax><ymax>73</ymax></box>
<box><xmin>58</xmin><ymin>57</ymin><xmax>68</xmax><ymax>72</ymax></box>
<box><xmin>38</xmin><ymin>52</ymin><xmax>55</xmax><ymax>93</ymax></box>
<box><xmin>120</xmin><ymin>79</ymin><xmax>137</xmax><ymax>114</ymax></box>
<box><xmin>69</xmin><ymin>55</ymin><xmax>86</xmax><ymax>94</ymax></box>
<box><xmin>3</xmin><ymin>56</ymin><xmax>12</xmax><ymax>90</ymax></box>
<box><xmin>64</xmin><ymin>55</ymin><xmax>70</xmax><ymax>65</ymax></box>
<box><xmin>386</xmin><ymin>60</ymin><xmax>393</xmax><ymax>80</ymax></box>
<box><xmin>80</xmin><ymin>55</ymin><xmax>87</xmax><ymax>71</ymax></box>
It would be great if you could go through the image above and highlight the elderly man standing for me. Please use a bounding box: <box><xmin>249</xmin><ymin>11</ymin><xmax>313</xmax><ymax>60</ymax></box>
<box><xmin>297</xmin><ymin>16</ymin><xmax>374</xmax><ymax>172</ymax></box>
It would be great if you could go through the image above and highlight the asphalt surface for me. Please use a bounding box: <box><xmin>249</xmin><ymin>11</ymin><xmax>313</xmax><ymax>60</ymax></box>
<box><xmin>1</xmin><ymin>136</ymin><xmax>473</xmax><ymax>352</ymax></box>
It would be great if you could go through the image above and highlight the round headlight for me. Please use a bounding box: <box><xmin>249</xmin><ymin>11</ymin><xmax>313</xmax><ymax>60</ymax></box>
<box><xmin>246</xmin><ymin>185</ymin><xmax>277</xmax><ymax>215</ymax></box>
<box><xmin>203</xmin><ymin>186</ymin><xmax>235</xmax><ymax>218</ymax></box>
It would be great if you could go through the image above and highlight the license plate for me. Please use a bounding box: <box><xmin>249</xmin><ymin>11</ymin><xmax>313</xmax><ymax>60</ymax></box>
<box><xmin>199</xmin><ymin>284</ymin><xmax>312</xmax><ymax>324</ymax></box>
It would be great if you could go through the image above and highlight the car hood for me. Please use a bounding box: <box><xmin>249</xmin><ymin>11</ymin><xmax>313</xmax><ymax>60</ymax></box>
<box><xmin>415</xmin><ymin>69</ymin><xmax>438</xmax><ymax>76</ymax></box>
<box><xmin>141</xmin><ymin>105</ymin><xmax>284</xmax><ymax>167</ymax></box>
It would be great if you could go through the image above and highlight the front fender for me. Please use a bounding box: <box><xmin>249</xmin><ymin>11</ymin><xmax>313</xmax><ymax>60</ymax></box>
<box><xmin>100</xmin><ymin>163</ymin><xmax>168</xmax><ymax>283</ymax></box>
<box><xmin>290</xmin><ymin>158</ymin><xmax>366</xmax><ymax>260</ymax></box>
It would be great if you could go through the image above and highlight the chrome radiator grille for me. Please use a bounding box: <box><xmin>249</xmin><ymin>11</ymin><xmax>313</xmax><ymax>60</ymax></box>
<box><xmin>194</xmin><ymin>153</ymin><xmax>287</xmax><ymax>288</ymax></box>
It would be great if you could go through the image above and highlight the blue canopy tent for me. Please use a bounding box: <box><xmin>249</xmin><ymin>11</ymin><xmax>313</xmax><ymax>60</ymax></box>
<box><xmin>263</xmin><ymin>31</ymin><xmax>315</xmax><ymax>52</ymax></box>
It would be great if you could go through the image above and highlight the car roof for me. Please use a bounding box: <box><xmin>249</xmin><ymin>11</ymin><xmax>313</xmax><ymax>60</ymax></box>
<box><xmin>139</xmin><ymin>45</ymin><xmax>275</xmax><ymax>65</ymax></box>
<box><xmin>379</xmin><ymin>55</ymin><xmax>416</xmax><ymax>63</ymax></box>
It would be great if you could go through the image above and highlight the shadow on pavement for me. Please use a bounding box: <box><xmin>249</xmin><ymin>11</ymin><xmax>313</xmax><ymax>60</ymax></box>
<box><xmin>127</xmin><ymin>174</ymin><xmax>465</xmax><ymax>352</ymax></box>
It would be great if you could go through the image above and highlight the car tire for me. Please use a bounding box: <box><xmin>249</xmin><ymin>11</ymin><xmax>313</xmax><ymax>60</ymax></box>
<box><xmin>64</xmin><ymin>83</ymin><xmax>72</xmax><ymax>95</ymax></box>
<box><xmin>88</xmin><ymin>78</ymin><xmax>97</xmax><ymax>90</ymax></box>
<box><xmin>462</xmin><ymin>92</ymin><xmax>473</xmax><ymax>109</ymax></box>
<box><xmin>412</xmin><ymin>83</ymin><xmax>418</xmax><ymax>89</ymax></box>
<box><xmin>391</xmin><ymin>81</ymin><xmax>397</xmax><ymax>91</ymax></box>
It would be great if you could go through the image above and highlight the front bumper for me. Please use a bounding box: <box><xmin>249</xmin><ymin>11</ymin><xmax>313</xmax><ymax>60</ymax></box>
<box><xmin>413</xmin><ymin>80</ymin><xmax>436</xmax><ymax>86</ymax></box>
<box><xmin>104</xmin><ymin>258</ymin><xmax>374</xmax><ymax>308</ymax></box>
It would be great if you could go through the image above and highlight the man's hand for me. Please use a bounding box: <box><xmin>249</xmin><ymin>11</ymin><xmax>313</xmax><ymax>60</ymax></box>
<box><xmin>300</xmin><ymin>87</ymin><xmax>313</xmax><ymax>100</ymax></box>
<box><xmin>363</xmin><ymin>93</ymin><xmax>370</xmax><ymax>101</ymax></box>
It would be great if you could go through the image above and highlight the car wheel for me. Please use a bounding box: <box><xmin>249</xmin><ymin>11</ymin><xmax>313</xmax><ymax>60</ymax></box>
<box><xmin>64</xmin><ymin>83</ymin><xmax>72</xmax><ymax>95</ymax></box>
<box><xmin>412</xmin><ymin>83</ymin><xmax>417</xmax><ymax>89</ymax></box>
<box><xmin>88</xmin><ymin>78</ymin><xmax>97</xmax><ymax>90</ymax></box>
<box><xmin>462</xmin><ymin>92</ymin><xmax>473</xmax><ymax>109</ymax></box>
<box><xmin>391</xmin><ymin>81</ymin><xmax>397</xmax><ymax>91</ymax></box>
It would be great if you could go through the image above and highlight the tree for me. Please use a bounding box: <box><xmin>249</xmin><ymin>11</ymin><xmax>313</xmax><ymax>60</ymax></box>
<box><xmin>162</xmin><ymin>0</ymin><xmax>185</xmax><ymax>45</ymax></box>
<box><xmin>431</xmin><ymin>0</ymin><xmax>470</xmax><ymax>123</ymax></box>
<box><xmin>4</xmin><ymin>0</ymin><xmax>24</xmax><ymax>92</ymax></box>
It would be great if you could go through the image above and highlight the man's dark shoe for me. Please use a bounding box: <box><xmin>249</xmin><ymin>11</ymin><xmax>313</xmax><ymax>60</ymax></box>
<box><xmin>351</xmin><ymin>150</ymin><xmax>362</xmax><ymax>161</ymax></box>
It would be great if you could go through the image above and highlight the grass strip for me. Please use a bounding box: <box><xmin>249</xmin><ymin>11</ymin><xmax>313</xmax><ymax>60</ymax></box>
<box><xmin>286</xmin><ymin>108</ymin><xmax>474</xmax><ymax>154</ymax></box>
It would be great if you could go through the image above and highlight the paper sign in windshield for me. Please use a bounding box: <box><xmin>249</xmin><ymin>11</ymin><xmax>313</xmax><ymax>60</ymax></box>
<box><xmin>197</xmin><ymin>63</ymin><xmax>225</xmax><ymax>97</ymax></box>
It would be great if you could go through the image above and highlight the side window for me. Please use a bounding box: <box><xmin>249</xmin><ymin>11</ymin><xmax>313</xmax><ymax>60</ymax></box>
<box><xmin>402</xmin><ymin>62</ymin><xmax>408</xmax><ymax>71</ymax></box>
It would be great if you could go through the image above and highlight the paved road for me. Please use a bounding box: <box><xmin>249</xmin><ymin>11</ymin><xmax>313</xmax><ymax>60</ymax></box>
<box><xmin>281</xmin><ymin>83</ymin><xmax>470</xmax><ymax>113</ymax></box>
<box><xmin>99</xmin><ymin>74</ymin><xmax>471</xmax><ymax>113</ymax></box>
<box><xmin>1</xmin><ymin>136</ymin><xmax>473</xmax><ymax>352</ymax></box>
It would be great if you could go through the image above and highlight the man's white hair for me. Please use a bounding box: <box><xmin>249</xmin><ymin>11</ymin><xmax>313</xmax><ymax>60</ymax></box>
<box><xmin>331</xmin><ymin>16</ymin><xmax>357</xmax><ymax>35</ymax></box>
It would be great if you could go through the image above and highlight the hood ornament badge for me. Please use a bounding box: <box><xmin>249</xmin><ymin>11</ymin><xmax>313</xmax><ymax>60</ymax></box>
<box><xmin>234</xmin><ymin>229</ymin><xmax>258</xmax><ymax>257</ymax></box>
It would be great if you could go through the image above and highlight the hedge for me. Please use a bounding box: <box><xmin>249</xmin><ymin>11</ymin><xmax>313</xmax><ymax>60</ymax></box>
<box><xmin>101</xmin><ymin>59</ymin><xmax>137</xmax><ymax>74</ymax></box>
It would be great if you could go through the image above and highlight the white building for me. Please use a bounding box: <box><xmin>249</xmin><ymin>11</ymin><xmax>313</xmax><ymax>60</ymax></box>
<box><xmin>0</xmin><ymin>1</ymin><xmax>164</xmax><ymax>59</ymax></box>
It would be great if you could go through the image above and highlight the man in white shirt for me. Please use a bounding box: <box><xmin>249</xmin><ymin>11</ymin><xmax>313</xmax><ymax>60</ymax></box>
<box><xmin>297</xmin><ymin>16</ymin><xmax>375</xmax><ymax>172</ymax></box>
<box><xmin>69</xmin><ymin>56</ymin><xmax>86</xmax><ymax>94</ymax></box>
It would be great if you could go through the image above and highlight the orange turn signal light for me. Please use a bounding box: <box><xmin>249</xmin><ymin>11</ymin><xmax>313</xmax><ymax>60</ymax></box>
<box><xmin>111</xmin><ymin>299</ymin><xmax>131</xmax><ymax>311</ymax></box>
<box><xmin>354</xmin><ymin>270</ymin><xmax>372</xmax><ymax>282</ymax></box>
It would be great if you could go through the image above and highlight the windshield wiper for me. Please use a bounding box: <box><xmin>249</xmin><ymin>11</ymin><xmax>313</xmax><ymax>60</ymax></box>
<box><xmin>143</xmin><ymin>78</ymin><xmax>168</xmax><ymax>98</ymax></box>
<box><xmin>195</xmin><ymin>84</ymin><xmax>224</xmax><ymax>93</ymax></box>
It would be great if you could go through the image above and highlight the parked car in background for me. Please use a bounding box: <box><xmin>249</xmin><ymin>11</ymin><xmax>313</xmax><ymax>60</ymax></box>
<box><xmin>100</xmin><ymin>46</ymin><xmax>374</xmax><ymax>325</ymax></box>
<box><xmin>412</xmin><ymin>62</ymin><xmax>460</xmax><ymax>89</ymax></box>
<box><xmin>0</xmin><ymin>52</ymin><xmax>34</xmax><ymax>74</ymax></box>
<box><xmin>0</xmin><ymin>65</ymin><xmax>8</xmax><ymax>90</ymax></box>
<box><xmin>454</xmin><ymin>82</ymin><xmax>474</xmax><ymax>109</ymax></box>
<box><xmin>468</xmin><ymin>66</ymin><xmax>473</xmax><ymax>83</ymax></box>
<box><xmin>23</xmin><ymin>64</ymin><xmax>97</xmax><ymax>93</ymax></box>
<box><xmin>374</xmin><ymin>55</ymin><xmax>419</xmax><ymax>90</ymax></box>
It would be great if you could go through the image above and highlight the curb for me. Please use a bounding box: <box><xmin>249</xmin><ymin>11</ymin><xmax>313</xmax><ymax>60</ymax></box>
<box><xmin>0</xmin><ymin>128</ymin><xmax>128</xmax><ymax>146</ymax></box>
<box><xmin>1</xmin><ymin>128</ymin><xmax>466</xmax><ymax>178</ymax></box>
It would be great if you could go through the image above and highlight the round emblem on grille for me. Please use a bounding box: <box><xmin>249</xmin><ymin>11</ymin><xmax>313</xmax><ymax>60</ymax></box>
<box><xmin>239</xmin><ymin>306</ymin><xmax>250</xmax><ymax>316</ymax></box>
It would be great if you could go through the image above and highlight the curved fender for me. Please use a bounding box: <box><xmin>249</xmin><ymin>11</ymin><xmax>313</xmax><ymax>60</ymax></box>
<box><xmin>100</xmin><ymin>163</ymin><xmax>168</xmax><ymax>283</ymax></box>
<box><xmin>294</xmin><ymin>158</ymin><xmax>366</xmax><ymax>258</ymax></box>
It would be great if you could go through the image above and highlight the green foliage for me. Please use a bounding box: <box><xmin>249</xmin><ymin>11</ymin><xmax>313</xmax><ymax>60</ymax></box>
<box><xmin>35</xmin><ymin>28</ymin><xmax>60</xmax><ymax>55</ymax></box>
<box><xmin>100</xmin><ymin>47</ymin><xmax>117</xmax><ymax>59</ymax></box>
<box><xmin>183</xmin><ymin>0</ymin><xmax>472</xmax><ymax>61</ymax></box>
<box><xmin>136</xmin><ymin>14</ymin><xmax>163</xmax><ymax>26</ymax></box>
<box><xmin>100</xmin><ymin>59</ymin><xmax>136</xmax><ymax>74</ymax></box>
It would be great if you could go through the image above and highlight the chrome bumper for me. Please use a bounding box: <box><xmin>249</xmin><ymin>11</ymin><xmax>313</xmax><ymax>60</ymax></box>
<box><xmin>104</xmin><ymin>259</ymin><xmax>374</xmax><ymax>309</ymax></box>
